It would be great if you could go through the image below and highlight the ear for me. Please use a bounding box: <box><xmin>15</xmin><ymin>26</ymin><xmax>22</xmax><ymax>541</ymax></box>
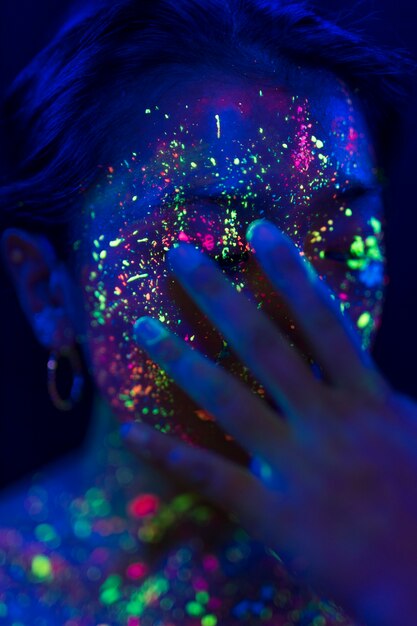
<box><xmin>1</xmin><ymin>228</ymin><xmax>79</xmax><ymax>350</ymax></box>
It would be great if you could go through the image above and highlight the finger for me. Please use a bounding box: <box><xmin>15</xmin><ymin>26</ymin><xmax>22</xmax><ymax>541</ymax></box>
<box><xmin>133</xmin><ymin>315</ymin><xmax>291</xmax><ymax>461</ymax></box>
<box><xmin>247</xmin><ymin>219</ymin><xmax>385</xmax><ymax>394</ymax></box>
<box><xmin>167</xmin><ymin>244</ymin><xmax>321</xmax><ymax>419</ymax></box>
<box><xmin>121</xmin><ymin>420</ymin><xmax>289</xmax><ymax>546</ymax></box>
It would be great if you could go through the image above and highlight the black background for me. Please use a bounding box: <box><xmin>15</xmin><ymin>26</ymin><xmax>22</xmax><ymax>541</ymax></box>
<box><xmin>1</xmin><ymin>0</ymin><xmax>416</xmax><ymax>490</ymax></box>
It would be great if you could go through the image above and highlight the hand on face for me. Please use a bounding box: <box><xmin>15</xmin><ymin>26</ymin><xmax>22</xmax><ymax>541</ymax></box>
<box><xmin>123</xmin><ymin>219</ymin><xmax>417</xmax><ymax>626</ymax></box>
<box><xmin>75</xmin><ymin>73</ymin><xmax>385</xmax><ymax>457</ymax></box>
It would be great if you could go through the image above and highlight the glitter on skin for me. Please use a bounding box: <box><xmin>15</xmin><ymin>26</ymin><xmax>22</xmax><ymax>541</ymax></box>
<box><xmin>73</xmin><ymin>75</ymin><xmax>385</xmax><ymax>456</ymax></box>
<box><xmin>31</xmin><ymin>554</ymin><xmax>53</xmax><ymax>580</ymax></box>
<box><xmin>0</xmin><ymin>72</ymin><xmax>383</xmax><ymax>625</ymax></box>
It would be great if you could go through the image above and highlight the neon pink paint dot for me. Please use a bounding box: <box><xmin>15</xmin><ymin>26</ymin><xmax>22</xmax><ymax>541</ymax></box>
<box><xmin>203</xmin><ymin>554</ymin><xmax>219</xmax><ymax>572</ymax></box>
<box><xmin>127</xmin><ymin>617</ymin><xmax>141</xmax><ymax>626</ymax></box>
<box><xmin>193</xmin><ymin>576</ymin><xmax>208</xmax><ymax>591</ymax></box>
<box><xmin>126</xmin><ymin>561</ymin><xmax>148</xmax><ymax>580</ymax></box>
<box><xmin>178</xmin><ymin>231</ymin><xmax>190</xmax><ymax>242</ymax></box>
<box><xmin>208</xmin><ymin>597</ymin><xmax>222</xmax><ymax>610</ymax></box>
<box><xmin>339</xmin><ymin>293</ymin><xmax>348</xmax><ymax>301</ymax></box>
<box><xmin>128</xmin><ymin>493</ymin><xmax>160</xmax><ymax>518</ymax></box>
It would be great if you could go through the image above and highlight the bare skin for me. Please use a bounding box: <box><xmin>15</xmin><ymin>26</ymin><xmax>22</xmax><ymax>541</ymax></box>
<box><xmin>0</xmin><ymin>70</ymin><xmax>404</xmax><ymax>624</ymax></box>
<box><xmin>124</xmin><ymin>220</ymin><xmax>417</xmax><ymax>626</ymax></box>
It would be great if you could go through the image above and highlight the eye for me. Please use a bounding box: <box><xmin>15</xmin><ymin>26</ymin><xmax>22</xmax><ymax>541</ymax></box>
<box><xmin>322</xmin><ymin>250</ymin><xmax>352</xmax><ymax>262</ymax></box>
<box><xmin>322</xmin><ymin>243</ymin><xmax>384</xmax><ymax>272</ymax></box>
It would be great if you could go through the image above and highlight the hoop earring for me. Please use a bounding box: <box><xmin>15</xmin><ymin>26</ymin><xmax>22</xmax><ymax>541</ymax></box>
<box><xmin>47</xmin><ymin>345</ymin><xmax>84</xmax><ymax>411</ymax></box>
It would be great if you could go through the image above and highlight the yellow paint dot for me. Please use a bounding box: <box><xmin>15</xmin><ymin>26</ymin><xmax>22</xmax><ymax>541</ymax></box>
<box><xmin>31</xmin><ymin>554</ymin><xmax>53</xmax><ymax>580</ymax></box>
<box><xmin>109</xmin><ymin>238</ymin><xmax>124</xmax><ymax>247</ymax></box>
<box><xmin>357</xmin><ymin>312</ymin><xmax>372</xmax><ymax>329</ymax></box>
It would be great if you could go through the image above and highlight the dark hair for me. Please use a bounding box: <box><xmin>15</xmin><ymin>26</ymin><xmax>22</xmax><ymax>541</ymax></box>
<box><xmin>0</xmin><ymin>0</ymin><xmax>411</xmax><ymax>259</ymax></box>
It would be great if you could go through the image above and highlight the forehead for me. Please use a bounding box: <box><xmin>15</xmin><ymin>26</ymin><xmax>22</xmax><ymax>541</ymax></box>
<box><xmin>78</xmin><ymin>69</ymin><xmax>379</xmax><ymax>246</ymax></box>
<box><xmin>126</xmin><ymin>69</ymin><xmax>376</xmax><ymax>185</ymax></box>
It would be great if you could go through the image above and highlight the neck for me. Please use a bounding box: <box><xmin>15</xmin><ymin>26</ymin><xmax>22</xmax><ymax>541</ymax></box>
<box><xmin>81</xmin><ymin>393</ymin><xmax>120</xmax><ymax>466</ymax></box>
<box><xmin>73</xmin><ymin>394</ymin><xmax>179</xmax><ymax>506</ymax></box>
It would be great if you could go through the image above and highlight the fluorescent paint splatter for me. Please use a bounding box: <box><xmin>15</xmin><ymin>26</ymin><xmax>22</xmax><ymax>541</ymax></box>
<box><xmin>0</xmin><ymin>77</ymin><xmax>383</xmax><ymax>626</ymax></box>
<box><xmin>215</xmin><ymin>114</ymin><xmax>221</xmax><ymax>138</ymax></box>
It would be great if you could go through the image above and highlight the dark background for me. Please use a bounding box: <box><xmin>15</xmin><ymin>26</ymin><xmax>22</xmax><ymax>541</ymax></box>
<box><xmin>1</xmin><ymin>0</ymin><xmax>416</xmax><ymax>491</ymax></box>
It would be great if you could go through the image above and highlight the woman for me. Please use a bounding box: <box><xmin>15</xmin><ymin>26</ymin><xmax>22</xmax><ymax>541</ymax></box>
<box><xmin>0</xmin><ymin>0</ymin><xmax>416</xmax><ymax>624</ymax></box>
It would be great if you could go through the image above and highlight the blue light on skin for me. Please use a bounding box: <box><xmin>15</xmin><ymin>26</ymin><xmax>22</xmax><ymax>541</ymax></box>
<box><xmin>70</xmin><ymin>69</ymin><xmax>385</xmax><ymax>461</ymax></box>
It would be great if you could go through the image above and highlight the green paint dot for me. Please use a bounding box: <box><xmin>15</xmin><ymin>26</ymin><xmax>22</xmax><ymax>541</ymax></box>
<box><xmin>172</xmin><ymin>493</ymin><xmax>195</xmax><ymax>512</ymax></box>
<box><xmin>31</xmin><ymin>554</ymin><xmax>53</xmax><ymax>580</ymax></box>
<box><xmin>357</xmin><ymin>312</ymin><xmax>372</xmax><ymax>329</ymax></box>
<box><xmin>345</xmin><ymin>208</ymin><xmax>353</xmax><ymax>217</ymax></box>
<box><xmin>35</xmin><ymin>523</ymin><xmax>57</xmax><ymax>543</ymax></box>
<box><xmin>186</xmin><ymin>601</ymin><xmax>204</xmax><ymax>616</ymax></box>
<box><xmin>347</xmin><ymin>259</ymin><xmax>366</xmax><ymax>271</ymax></box>
<box><xmin>370</xmin><ymin>216</ymin><xmax>382</xmax><ymax>234</ymax></box>
<box><xmin>100</xmin><ymin>587</ymin><xmax>121</xmax><ymax>605</ymax></box>
<box><xmin>73</xmin><ymin>518</ymin><xmax>91</xmax><ymax>538</ymax></box>
<box><xmin>196</xmin><ymin>591</ymin><xmax>209</xmax><ymax>604</ymax></box>
<box><xmin>350</xmin><ymin>236</ymin><xmax>365</xmax><ymax>257</ymax></box>
<box><xmin>202</xmin><ymin>615</ymin><xmax>218</xmax><ymax>626</ymax></box>
<box><xmin>102</xmin><ymin>574</ymin><xmax>122</xmax><ymax>589</ymax></box>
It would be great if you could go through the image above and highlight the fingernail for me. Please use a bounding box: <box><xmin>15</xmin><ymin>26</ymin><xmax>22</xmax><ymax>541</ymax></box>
<box><xmin>246</xmin><ymin>219</ymin><xmax>267</xmax><ymax>242</ymax></box>
<box><xmin>246</xmin><ymin>220</ymin><xmax>285</xmax><ymax>248</ymax></box>
<box><xmin>133</xmin><ymin>317</ymin><xmax>168</xmax><ymax>346</ymax></box>
<box><xmin>168</xmin><ymin>244</ymin><xmax>203</xmax><ymax>274</ymax></box>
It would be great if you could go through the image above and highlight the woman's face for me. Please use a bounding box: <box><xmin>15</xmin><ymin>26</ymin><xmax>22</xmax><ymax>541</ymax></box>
<box><xmin>72</xmin><ymin>71</ymin><xmax>385</xmax><ymax>459</ymax></box>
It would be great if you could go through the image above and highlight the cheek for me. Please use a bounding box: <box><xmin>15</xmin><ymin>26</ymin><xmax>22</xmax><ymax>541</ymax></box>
<box><xmin>304</xmin><ymin>210</ymin><xmax>386</xmax><ymax>350</ymax></box>
<box><xmin>78</xmin><ymin>206</ymin><xmax>255</xmax><ymax>437</ymax></box>
<box><xmin>78</xmin><ymin>195</ymin><xmax>385</xmax><ymax>438</ymax></box>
